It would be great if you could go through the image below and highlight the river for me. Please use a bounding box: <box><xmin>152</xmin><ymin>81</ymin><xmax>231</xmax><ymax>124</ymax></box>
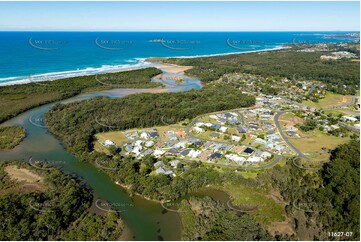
<box><xmin>0</xmin><ymin>66</ymin><xmax>203</xmax><ymax>240</ymax></box>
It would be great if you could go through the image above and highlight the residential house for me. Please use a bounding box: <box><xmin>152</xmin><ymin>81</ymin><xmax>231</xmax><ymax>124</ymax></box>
<box><xmin>209</xmin><ymin>152</ymin><xmax>222</xmax><ymax>161</ymax></box>
<box><xmin>243</xmin><ymin>147</ymin><xmax>254</xmax><ymax>154</ymax></box>
<box><xmin>101</xmin><ymin>140</ymin><xmax>115</xmax><ymax>147</ymax></box>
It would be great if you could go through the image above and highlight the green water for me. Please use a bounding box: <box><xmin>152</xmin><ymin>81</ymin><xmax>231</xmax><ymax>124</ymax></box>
<box><xmin>0</xmin><ymin>71</ymin><xmax>202</xmax><ymax>240</ymax></box>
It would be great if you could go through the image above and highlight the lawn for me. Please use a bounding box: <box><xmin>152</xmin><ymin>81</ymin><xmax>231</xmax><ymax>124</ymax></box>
<box><xmin>93</xmin><ymin>131</ymin><xmax>129</xmax><ymax>154</ymax></box>
<box><xmin>324</xmin><ymin>108</ymin><xmax>360</xmax><ymax>117</ymax></box>
<box><xmin>289</xmin><ymin>129</ymin><xmax>350</xmax><ymax>155</ymax></box>
<box><xmin>302</xmin><ymin>91</ymin><xmax>353</xmax><ymax>109</ymax></box>
<box><xmin>95</xmin><ymin>131</ymin><xmax>128</xmax><ymax>146</ymax></box>
<box><xmin>155</xmin><ymin>125</ymin><xmax>186</xmax><ymax>141</ymax></box>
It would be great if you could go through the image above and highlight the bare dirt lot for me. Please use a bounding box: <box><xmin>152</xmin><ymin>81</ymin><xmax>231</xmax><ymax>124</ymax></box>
<box><xmin>5</xmin><ymin>165</ymin><xmax>43</xmax><ymax>183</ymax></box>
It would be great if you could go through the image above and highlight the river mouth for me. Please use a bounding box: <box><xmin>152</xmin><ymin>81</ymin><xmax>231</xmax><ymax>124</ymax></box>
<box><xmin>0</xmin><ymin>65</ymin><xmax>201</xmax><ymax>241</ymax></box>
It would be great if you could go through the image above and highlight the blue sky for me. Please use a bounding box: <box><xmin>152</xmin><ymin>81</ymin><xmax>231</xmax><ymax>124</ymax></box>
<box><xmin>0</xmin><ymin>1</ymin><xmax>359</xmax><ymax>31</ymax></box>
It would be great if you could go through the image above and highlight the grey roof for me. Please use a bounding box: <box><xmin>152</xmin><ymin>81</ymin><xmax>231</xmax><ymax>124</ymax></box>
<box><xmin>156</xmin><ymin>167</ymin><xmax>166</xmax><ymax>174</ymax></box>
<box><xmin>170</xmin><ymin>160</ymin><xmax>180</xmax><ymax>167</ymax></box>
<box><xmin>154</xmin><ymin>161</ymin><xmax>164</xmax><ymax>168</ymax></box>
<box><xmin>180</xmin><ymin>149</ymin><xmax>191</xmax><ymax>156</ymax></box>
<box><xmin>167</xmin><ymin>148</ymin><xmax>180</xmax><ymax>154</ymax></box>
<box><xmin>148</xmin><ymin>131</ymin><xmax>159</xmax><ymax>138</ymax></box>
<box><xmin>253</xmin><ymin>149</ymin><xmax>263</xmax><ymax>156</ymax></box>
<box><xmin>125</xmin><ymin>144</ymin><xmax>133</xmax><ymax>152</ymax></box>
<box><xmin>210</xmin><ymin>132</ymin><xmax>220</xmax><ymax>137</ymax></box>
<box><xmin>237</xmin><ymin>126</ymin><xmax>246</xmax><ymax>133</ymax></box>
<box><xmin>142</xmin><ymin>149</ymin><xmax>153</xmax><ymax>156</ymax></box>
<box><xmin>166</xmin><ymin>141</ymin><xmax>176</xmax><ymax>147</ymax></box>
<box><xmin>210</xmin><ymin>152</ymin><xmax>222</xmax><ymax>160</ymax></box>
<box><xmin>189</xmin><ymin>139</ymin><xmax>203</xmax><ymax>146</ymax></box>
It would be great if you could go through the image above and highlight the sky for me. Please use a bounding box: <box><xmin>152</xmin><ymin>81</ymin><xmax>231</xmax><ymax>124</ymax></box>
<box><xmin>0</xmin><ymin>1</ymin><xmax>359</xmax><ymax>31</ymax></box>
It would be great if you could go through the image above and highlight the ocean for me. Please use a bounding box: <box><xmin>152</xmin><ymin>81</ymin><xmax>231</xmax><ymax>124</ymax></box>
<box><xmin>0</xmin><ymin>31</ymin><xmax>358</xmax><ymax>85</ymax></box>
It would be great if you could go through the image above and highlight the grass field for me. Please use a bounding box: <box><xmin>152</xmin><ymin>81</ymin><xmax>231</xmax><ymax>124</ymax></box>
<box><xmin>221</xmin><ymin>183</ymin><xmax>285</xmax><ymax>226</ymax></box>
<box><xmin>324</xmin><ymin>107</ymin><xmax>360</xmax><ymax>117</ymax></box>
<box><xmin>289</xmin><ymin>129</ymin><xmax>350</xmax><ymax>157</ymax></box>
<box><xmin>0</xmin><ymin>165</ymin><xmax>46</xmax><ymax>195</ymax></box>
<box><xmin>302</xmin><ymin>91</ymin><xmax>353</xmax><ymax>109</ymax></box>
<box><xmin>94</xmin><ymin>131</ymin><xmax>129</xmax><ymax>154</ymax></box>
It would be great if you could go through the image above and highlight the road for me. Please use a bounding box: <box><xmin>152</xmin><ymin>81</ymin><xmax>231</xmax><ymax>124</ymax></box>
<box><xmin>273</xmin><ymin>111</ymin><xmax>308</xmax><ymax>159</ymax></box>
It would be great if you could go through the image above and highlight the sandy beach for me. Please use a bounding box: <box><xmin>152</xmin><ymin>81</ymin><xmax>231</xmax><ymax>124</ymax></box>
<box><xmin>153</xmin><ymin>63</ymin><xmax>193</xmax><ymax>73</ymax></box>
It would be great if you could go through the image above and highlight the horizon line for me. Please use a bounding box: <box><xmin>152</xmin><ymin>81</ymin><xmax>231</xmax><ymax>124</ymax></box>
<box><xmin>0</xmin><ymin>30</ymin><xmax>360</xmax><ymax>32</ymax></box>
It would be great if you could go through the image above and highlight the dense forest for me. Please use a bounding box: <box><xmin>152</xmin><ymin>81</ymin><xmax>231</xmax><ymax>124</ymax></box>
<box><xmin>45</xmin><ymin>84</ymin><xmax>255</xmax><ymax>156</ymax></box>
<box><xmin>256</xmin><ymin>140</ymin><xmax>360</xmax><ymax>240</ymax></box>
<box><xmin>0</xmin><ymin>162</ymin><xmax>123</xmax><ymax>240</ymax></box>
<box><xmin>0</xmin><ymin>126</ymin><xmax>26</xmax><ymax>149</ymax></box>
<box><xmin>179</xmin><ymin>196</ymin><xmax>274</xmax><ymax>241</ymax></box>
<box><xmin>0</xmin><ymin>67</ymin><xmax>162</xmax><ymax>123</ymax></box>
<box><xmin>150</xmin><ymin>48</ymin><xmax>360</xmax><ymax>95</ymax></box>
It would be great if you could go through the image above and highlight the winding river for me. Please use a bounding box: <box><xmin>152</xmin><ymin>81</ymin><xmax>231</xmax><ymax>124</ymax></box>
<box><xmin>0</xmin><ymin>66</ymin><xmax>202</xmax><ymax>240</ymax></box>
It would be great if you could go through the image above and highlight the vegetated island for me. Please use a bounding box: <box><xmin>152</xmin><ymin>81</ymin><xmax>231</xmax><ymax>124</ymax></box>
<box><xmin>0</xmin><ymin>126</ymin><xmax>26</xmax><ymax>149</ymax></box>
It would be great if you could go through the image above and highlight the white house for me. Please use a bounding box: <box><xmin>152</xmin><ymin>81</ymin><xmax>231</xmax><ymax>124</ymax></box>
<box><xmin>140</xmin><ymin>132</ymin><xmax>148</xmax><ymax>139</ymax></box>
<box><xmin>188</xmin><ymin>149</ymin><xmax>201</xmax><ymax>158</ymax></box>
<box><xmin>102</xmin><ymin>140</ymin><xmax>115</xmax><ymax>147</ymax></box>
<box><xmin>260</xmin><ymin>151</ymin><xmax>272</xmax><ymax>159</ymax></box>
<box><xmin>174</xmin><ymin>141</ymin><xmax>186</xmax><ymax>149</ymax></box>
<box><xmin>132</xmin><ymin>146</ymin><xmax>142</xmax><ymax>155</ymax></box>
<box><xmin>153</xmin><ymin>149</ymin><xmax>165</xmax><ymax>157</ymax></box>
<box><xmin>145</xmin><ymin>140</ymin><xmax>155</xmax><ymax>147</ymax></box>
<box><xmin>254</xmin><ymin>138</ymin><xmax>267</xmax><ymax>144</ymax></box>
<box><xmin>225</xmin><ymin>154</ymin><xmax>246</xmax><ymax>164</ymax></box>
<box><xmin>193</xmin><ymin>127</ymin><xmax>204</xmax><ymax>133</ymax></box>
<box><xmin>247</xmin><ymin>156</ymin><xmax>262</xmax><ymax>163</ymax></box>
<box><xmin>343</xmin><ymin>116</ymin><xmax>358</xmax><ymax>122</ymax></box>
<box><xmin>231</xmin><ymin>136</ymin><xmax>241</xmax><ymax>142</ymax></box>
<box><xmin>219</xmin><ymin>126</ymin><xmax>228</xmax><ymax>133</ymax></box>
<box><xmin>195</xmin><ymin>122</ymin><xmax>205</xmax><ymax>127</ymax></box>
<box><xmin>135</xmin><ymin>140</ymin><xmax>143</xmax><ymax>147</ymax></box>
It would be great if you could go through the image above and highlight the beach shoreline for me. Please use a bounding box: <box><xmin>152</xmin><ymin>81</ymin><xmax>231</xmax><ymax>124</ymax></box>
<box><xmin>0</xmin><ymin>45</ymin><xmax>287</xmax><ymax>87</ymax></box>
